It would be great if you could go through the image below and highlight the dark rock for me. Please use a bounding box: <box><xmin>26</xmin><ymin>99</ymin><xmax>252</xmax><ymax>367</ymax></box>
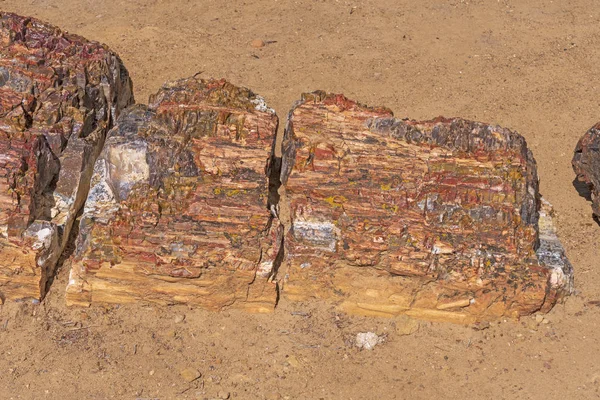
<box><xmin>573</xmin><ymin>122</ymin><xmax>600</xmax><ymax>217</ymax></box>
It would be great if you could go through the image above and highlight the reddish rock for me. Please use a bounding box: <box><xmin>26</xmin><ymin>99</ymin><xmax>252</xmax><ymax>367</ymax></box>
<box><xmin>66</xmin><ymin>78</ymin><xmax>280</xmax><ymax>312</ymax></box>
<box><xmin>276</xmin><ymin>91</ymin><xmax>572</xmax><ymax>323</ymax></box>
<box><xmin>573</xmin><ymin>122</ymin><xmax>600</xmax><ymax>218</ymax></box>
<box><xmin>0</xmin><ymin>13</ymin><xmax>133</xmax><ymax>301</ymax></box>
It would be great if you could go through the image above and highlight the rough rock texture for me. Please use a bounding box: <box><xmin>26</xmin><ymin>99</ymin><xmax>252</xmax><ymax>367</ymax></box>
<box><xmin>572</xmin><ymin>122</ymin><xmax>600</xmax><ymax>218</ymax></box>
<box><xmin>276</xmin><ymin>92</ymin><xmax>572</xmax><ymax>323</ymax></box>
<box><xmin>66</xmin><ymin>78</ymin><xmax>280</xmax><ymax>312</ymax></box>
<box><xmin>0</xmin><ymin>13</ymin><xmax>134</xmax><ymax>302</ymax></box>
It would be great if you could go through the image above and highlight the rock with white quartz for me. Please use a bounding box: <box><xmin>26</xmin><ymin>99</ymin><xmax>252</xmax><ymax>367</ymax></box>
<box><xmin>66</xmin><ymin>77</ymin><xmax>280</xmax><ymax>312</ymax></box>
<box><xmin>275</xmin><ymin>91</ymin><xmax>573</xmax><ymax>323</ymax></box>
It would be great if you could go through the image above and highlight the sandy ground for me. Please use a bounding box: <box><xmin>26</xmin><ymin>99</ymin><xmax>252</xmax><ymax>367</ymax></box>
<box><xmin>1</xmin><ymin>1</ymin><xmax>600</xmax><ymax>399</ymax></box>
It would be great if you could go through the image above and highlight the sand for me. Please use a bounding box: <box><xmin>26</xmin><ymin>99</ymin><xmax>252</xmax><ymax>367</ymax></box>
<box><xmin>1</xmin><ymin>1</ymin><xmax>599</xmax><ymax>399</ymax></box>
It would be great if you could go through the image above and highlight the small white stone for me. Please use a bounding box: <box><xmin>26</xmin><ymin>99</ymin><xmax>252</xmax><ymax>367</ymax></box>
<box><xmin>356</xmin><ymin>332</ymin><xmax>384</xmax><ymax>350</ymax></box>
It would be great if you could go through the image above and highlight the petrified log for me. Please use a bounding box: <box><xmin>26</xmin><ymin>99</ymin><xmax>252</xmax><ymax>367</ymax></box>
<box><xmin>0</xmin><ymin>13</ymin><xmax>133</xmax><ymax>302</ymax></box>
<box><xmin>276</xmin><ymin>92</ymin><xmax>572</xmax><ymax>323</ymax></box>
<box><xmin>573</xmin><ymin>122</ymin><xmax>600</xmax><ymax>218</ymax></box>
<box><xmin>66</xmin><ymin>78</ymin><xmax>280</xmax><ymax>312</ymax></box>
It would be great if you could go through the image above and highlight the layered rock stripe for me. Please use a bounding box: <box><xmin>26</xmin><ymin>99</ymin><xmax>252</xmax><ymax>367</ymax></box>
<box><xmin>0</xmin><ymin>13</ymin><xmax>133</xmax><ymax>302</ymax></box>
<box><xmin>277</xmin><ymin>92</ymin><xmax>572</xmax><ymax>323</ymax></box>
<box><xmin>65</xmin><ymin>78</ymin><xmax>281</xmax><ymax>312</ymax></box>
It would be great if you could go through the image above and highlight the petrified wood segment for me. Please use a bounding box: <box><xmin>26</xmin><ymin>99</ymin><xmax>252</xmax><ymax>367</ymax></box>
<box><xmin>573</xmin><ymin>122</ymin><xmax>600</xmax><ymax>218</ymax></box>
<box><xmin>277</xmin><ymin>92</ymin><xmax>572</xmax><ymax>323</ymax></box>
<box><xmin>0</xmin><ymin>13</ymin><xmax>133</xmax><ymax>302</ymax></box>
<box><xmin>66</xmin><ymin>78</ymin><xmax>280</xmax><ymax>312</ymax></box>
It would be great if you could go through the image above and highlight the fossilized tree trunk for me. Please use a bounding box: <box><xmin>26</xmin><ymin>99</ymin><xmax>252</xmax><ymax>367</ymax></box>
<box><xmin>573</xmin><ymin>122</ymin><xmax>600</xmax><ymax>218</ymax></box>
<box><xmin>65</xmin><ymin>78</ymin><xmax>280</xmax><ymax>312</ymax></box>
<box><xmin>0</xmin><ymin>13</ymin><xmax>134</xmax><ymax>302</ymax></box>
<box><xmin>65</xmin><ymin>86</ymin><xmax>573</xmax><ymax>322</ymax></box>
<box><xmin>275</xmin><ymin>92</ymin><xmax>572</xmax><ymax>323</ymax></box>
<box><xmin>0</xmin><ymin>13</ymin><xmax>573</xmax><ymax>322</ymax></box>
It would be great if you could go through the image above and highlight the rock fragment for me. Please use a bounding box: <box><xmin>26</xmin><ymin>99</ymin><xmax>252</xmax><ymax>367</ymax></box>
<box><xmin>66</xmin><ymin>77</ymin><xmax>280</xmax><ymax>312</ymax></box>
<box><xmin>572</xmin><ymin>122</ymin><xmax>600</xmax><ymax>217</ymax></box>
<box><xmin>0</xmin><ymin>12</ymin><xmax>134</xmax><ymax>301</ymax></box>
<box><xmin>355</xmin><ymin>332</ymin><xmax>384</xmax><ymax>350</ymax></box>
<box><xmin>180</xmin><ymin>367</ymin><xmax>202</xmax><ymax>383</ymax></box>
<box><xmin>250</xmin><ymin>39</ymin><xmax>266</xmax><ymax>48</ymax></box>
<box><xmin>275</xmin><ymin>91</ymin><xmax>573</xmax><ymax>323</ymax></box>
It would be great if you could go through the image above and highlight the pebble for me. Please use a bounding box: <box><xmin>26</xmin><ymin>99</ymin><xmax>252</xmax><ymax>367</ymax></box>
<box><xmin>250</xmin><ymin>39</ymin><xmax>265</xmax><ymax>48</ymax></box>
<box><xmin>286</xmin><ymin>355</ymin><xmax>300</xmax><ymax>368</ymax></box>
<box><xmin>174</xmin><ymin>314</ymin><xmax>186</xmax><ymax>324</ymax></box>
<box><xmin>217</xmin><ymin>390</ymin><xmax>230</xmax><ymax>399</ymax></box>
<box><xmin>535</xmin><ymin>314</ymin><xmax>544</xmax><ymax>323</ymax></box>
<box><xmin>149</xmin><ymin>370</ymin><xmax>155</xmax><ymax>376</ymax></box>
<box><xmin>472</xmin><ymin>321</ymin><xmax>490</xmax><ymax>331</ymax></box>
<box><xmin>355</xmin><ymin>332</ymin><xmax>384</xmax><ymax>350</ymax></box>
<box><xmin>180</xmin><ymin>367</ymin><xmax>202</xmax><ymax>382</ymax></box>
<box><xmin>265</xmin><ymin>392</ymin><xmax>282</xmax><ymax>400</ymax></box>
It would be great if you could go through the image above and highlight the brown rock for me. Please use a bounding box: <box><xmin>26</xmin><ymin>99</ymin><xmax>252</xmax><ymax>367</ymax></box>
<box><xmin>274</xmin><ymin>91</ymin><xmax>573</xmax><ymax>323</ymax></box>
<box><xmin>250</xmin><ymin>39</ymin><xmax>266</xmax><ymax>48</ymax></box>
<box><xmin>66</xmin><ymin>77</ymin><xmax>280</xmax><ymax>312</ymax></box>
<box><xmin>572</xmin><ymin>122</ymin><xmax>600</xmax><ymax>217</ymax></box>
<box><xmin>180</xmin><ymin>367</ymin><xmax>201</xmax><ymax>382</ymax></box>
<box><xmin>0</xmin><ymin>13</ymin><xmax>133</xmax><ymax>301</ymax></box>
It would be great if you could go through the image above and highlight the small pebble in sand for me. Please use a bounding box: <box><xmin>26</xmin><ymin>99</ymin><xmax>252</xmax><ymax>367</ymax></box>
<box><xmin>250</xmin><ymin>39</ymin><xmax>265</xmax><ymax>48</ymax></box>
<box><xmin>180</xmin><ymin>367</ymin><xmax>202</xmax><ymax>382</ymax></box>
<box><xmin>356</xmin><ymin>332</ymin><xmax>384</xmax><ymax>350</ymax></box>
<box><xmin>535</xmin><ymin>314</ymin><xmax>544</xmax><ymax>323</ymax></box>
<box><xmin>174</xmin><ymin>314</ymin><xmax>186</xmax><ymax>324</ymax></box>
<box><xmin>217</xmin><ymin>390</ymin><xmax>231</xmax><ymax>399</ymax></box>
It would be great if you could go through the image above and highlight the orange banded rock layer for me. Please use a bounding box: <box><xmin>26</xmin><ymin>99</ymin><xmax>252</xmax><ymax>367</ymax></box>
<box><xmin>66</xmin><ymin>78</ymin><xmax>280</xmax><ymax>312</ymax></box>
<box><xmin>0</xmin><ymin>13</ymin><xmax>133</xmax><ymax>302</ymax></box>
<box><xmin>275</xmin><ymin>92</ymin><xmax>572</xmax><ymax>323</ymax></box>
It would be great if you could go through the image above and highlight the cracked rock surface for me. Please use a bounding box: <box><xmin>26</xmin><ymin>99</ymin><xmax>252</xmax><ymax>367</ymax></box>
<box><xmin>276</xmin><ymin>91</ymin><xmax>572</xmax><ymax>323</ymax></box>
<box><xmin>66</xmin><ymin>77</ymin><xmax>280</xmax><ymax>312</ymax></box>
<box><xmin>0</xmin><ymin>12</ymin><xmax>133</xmax><ymax>302</ymax></box>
